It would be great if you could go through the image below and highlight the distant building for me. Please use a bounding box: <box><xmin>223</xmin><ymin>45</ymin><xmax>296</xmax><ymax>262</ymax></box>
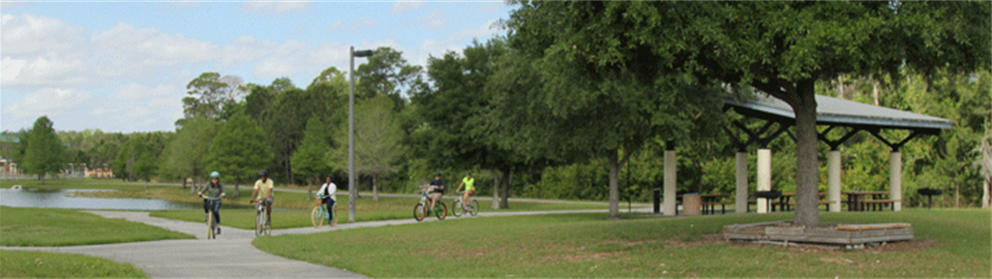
<box><xmin>0</xmin><ymin>157</ymin><xmax>21</xmax><ymax>175</ymax></box>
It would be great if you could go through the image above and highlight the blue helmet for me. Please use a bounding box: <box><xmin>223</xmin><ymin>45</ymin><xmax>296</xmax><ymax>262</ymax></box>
<box><xmin>210</xmin><ymin>171</ymin><xmax>220</xmax><ymax>178</ymax></box>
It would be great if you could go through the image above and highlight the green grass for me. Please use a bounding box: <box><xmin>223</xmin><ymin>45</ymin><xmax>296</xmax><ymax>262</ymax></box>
<box><xmin>0</xmin><ymin>250</ymin><xmax>148</xmax><ymax>278</ymax></box>
<box><xmin>255</xmin><ymin>209</ymin><xmax>991</xmax><ymax>278</ymax></box>
<box><xmin>0</xmin><ymin>206</ymin><xmax>193</xmax><ymax>246</ymax></box>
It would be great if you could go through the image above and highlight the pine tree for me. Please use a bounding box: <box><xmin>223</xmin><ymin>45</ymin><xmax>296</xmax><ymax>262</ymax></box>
<box><xmin>22</xmin><ymin>116</ymin><xmax>65</xmax><ymax>184</ymax></box>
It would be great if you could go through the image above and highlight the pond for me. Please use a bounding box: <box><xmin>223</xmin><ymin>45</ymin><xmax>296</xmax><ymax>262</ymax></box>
<box><xmin>0</xmin><ymin>188</ymin><xmax>201</xmax><ymax>210</ymax></box>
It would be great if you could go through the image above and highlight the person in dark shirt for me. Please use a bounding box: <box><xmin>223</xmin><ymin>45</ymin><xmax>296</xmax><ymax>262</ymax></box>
<box><xmin>426</xmin><ymin>172</ymin><xmax>444</xmax><ymax>214</ymax></box>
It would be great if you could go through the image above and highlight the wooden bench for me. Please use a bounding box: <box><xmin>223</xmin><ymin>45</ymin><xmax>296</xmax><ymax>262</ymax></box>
<box><xmin>859</xmin><ymin>199</ymin><xmax>900</xmax><ymax>211</ymax></box>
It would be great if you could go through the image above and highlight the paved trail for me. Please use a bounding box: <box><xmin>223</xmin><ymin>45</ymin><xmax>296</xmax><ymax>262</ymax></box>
<box><xmin>4</xmin><ymin>208</ymin><xmax>651</xmax><ymax>278</ymax></box>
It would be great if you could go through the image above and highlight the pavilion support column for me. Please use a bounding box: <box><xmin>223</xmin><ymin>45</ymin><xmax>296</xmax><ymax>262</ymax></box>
<box><xmin>663</xmin><ymin>143</ymin><xmax>677</xmax><ymax>216</ymax></box>
<box><xmin>890</xmin><ymin>151</ymin><xmax>903</xmax><ymax>211</ymax></box>
<box><xmin>757</xmin><ymin>148</ymin><xmax>772</xmax><ymax>214</ymax></box>
<box><xmin>828</xmin><ymin>150</ymin><xmax>842</xmax><ymax>212</ymax></box>
<box><xmin>735</xmin><ymin>152</ymin><xmax>749</xmax><ymax>214</ymax></box>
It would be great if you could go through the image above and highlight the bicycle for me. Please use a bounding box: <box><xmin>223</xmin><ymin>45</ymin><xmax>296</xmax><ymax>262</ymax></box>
<box><xmin>253</xmin><ymin>200</ymin><xmax>271</xmax><ymax>237</ymax></box>
<box><xmin>452</xmin><ymin>191</ymin><xmax>480</xmax><ymax>217</ymax></box>
<box><xmin>311</xmin><ymin>197</ymin><xmax>338</xmax><ymax>228</ymax></box>
<box><xmin>413</xmin><ymin>186</ymin><xmax>446</xmax><ymax>222</ymax></box>
<box><xmin>201</xmin><ymin>196</ymin><xmax>217</xmax><ymax>239</ymax></box>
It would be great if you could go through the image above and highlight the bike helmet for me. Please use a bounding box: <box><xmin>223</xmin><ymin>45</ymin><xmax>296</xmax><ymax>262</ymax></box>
<box><xmin>435</xmin><ymin>172</ymin><xmax>441</xmax><ymax>177</ymax></box>
<box><xmin>210</xmin><ymin>171</ymin><xmax>220</xmax><ymax>178</ymax></box>
<box><xmin>466</xmin><ymin>172</ymin><xmax>471</xmax><ymax>176</ymax></box>
<box><xmin>259</xmin><ymin>170</ymin><xmax>269</xmax><ymax>176</ymax></box>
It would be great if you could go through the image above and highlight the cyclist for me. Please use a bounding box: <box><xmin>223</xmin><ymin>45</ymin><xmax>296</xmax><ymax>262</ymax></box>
<box><xmin>251</xmin><ymin>170</ymin><xmax>274</xmax><ymax>226</ymax></box>
<box><xmin>426</xmin><ymin>172</ymin><xmax>444</xmax><ymax>214</ymax></box>
<box><xmin>198</xmin><ymin>171</ymin><xmax>226</xmax><ymax>235</ymax></box>
<box><xmin>315</xmin><ymin>175</ymin><xmax>337</xmax><ymax>222</ymax></box>
<box><xmin>455</xmin><ymin>172</ymin><xmax>475</xmax><ymax>211</ymax></box>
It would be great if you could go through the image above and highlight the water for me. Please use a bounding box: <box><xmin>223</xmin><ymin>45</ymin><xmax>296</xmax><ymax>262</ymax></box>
<box><xmin>0</xmin><ymin>188</ymin><xmax>201</xmax><ymax>210</ymax></box>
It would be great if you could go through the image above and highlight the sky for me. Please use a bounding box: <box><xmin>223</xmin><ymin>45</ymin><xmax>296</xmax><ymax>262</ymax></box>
<box><xmin>0</xmin><ymin>0</ymin><xmax>512</xmax><ymax>133</ymax></box>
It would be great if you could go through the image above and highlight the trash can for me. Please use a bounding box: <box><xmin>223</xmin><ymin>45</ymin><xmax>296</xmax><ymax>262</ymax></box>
<box><xmin>653</xmin><ymin>188</ymin><xmax>661</xmax><ymax>214</ymax></box>
<box><xmin>683</xmin><ymin>193</ymin><xmax>701</xmax><ymax>216</ymax></box>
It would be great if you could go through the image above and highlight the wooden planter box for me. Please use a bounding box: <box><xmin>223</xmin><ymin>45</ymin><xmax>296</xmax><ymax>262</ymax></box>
<box><xmin>723</xmin><ymin>221</ymin><xmax>913</xmax><ymax>248</ymax></box>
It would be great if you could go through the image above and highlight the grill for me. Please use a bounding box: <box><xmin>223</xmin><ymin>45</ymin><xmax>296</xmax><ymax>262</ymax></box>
<box><xmin>917</xmin><ymin>188</ymin><xmax>943</xmax><ymax>209</ymax></box>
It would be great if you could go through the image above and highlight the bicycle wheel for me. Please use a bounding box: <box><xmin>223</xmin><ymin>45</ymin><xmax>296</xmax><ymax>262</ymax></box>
<box><xmin>264</xmin><ymin>208</ymin><xmax>272</xmax><ymax>236</ymax></box>
<box><xmin>207</xmin><ymin>213</ymin><xmax>215</xmax><ymax>239</ymax></box>
<box><xmin>311</xmin><ymin>206</ymin><xmax>324</xmax><ymax>228</ymax></box>
<box><xmin>452</xmin><ymin>199</ymin><xmax>464</xmax><ymax>217</ymax></box>
<box><xmin>435</xmin><ymin>202</ymin><xmax>447</xmax><ymax>220</ymax></box>
<box><xmin>255</xmin><ymin>208</ymin><xmax>263</xmax><ymax>237</ymax></box>
<box><xmin>470</xmin><ymin>200</ymin><xmax>480</xmax><ymax>216</ymax></box>
<box><xmin>413</xmin><ymin>204</ymin><xmax>426</xmax><ymax>222</ymax></box>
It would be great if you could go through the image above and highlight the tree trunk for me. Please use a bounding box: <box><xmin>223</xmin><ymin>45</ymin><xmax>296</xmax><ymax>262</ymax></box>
<box><xmin>372</xmin><ymin>174</ymin><xmax>380</xmax><ymax>202</ymax></box>
<box><xmin>499</xmin><ymin>170</ymin><xmax>510</xmax><ymax>209</ymax></box>
<box><xmin>955</xmin><ymin>182</ymin><xmax>960</xmax><ymax>208</ymax></box>
<box><xmin>234</xmin><ymin>176</ymin><xmax>240</xmax><ymax>198</ymax></box>
<box><xmin>182</xmin><ymin>178</ymin><xmax>187</xmax><ymax>189</ymax></box>
<box><xmin>607</xmin><ymin>150</ymin><xmax>621</xmax><ymax>220</ymax></box>
<box><xmin>39</xmin><ymin>174</ymin><xmax>45</xmax><ymax>185</ymax></box>
<box><xmin>190</xmin><ymin>178</ymin><xmax>197</xmax><ymax>195</ymax></box>
<box><xmin>872</xmin><ymin>80</ymin><xmax>881</xmax><ymax>106</ymax></box>
<box><xmin>982</xmin><ymin>178</ymin><xmax>989</xmax><ymax>209</ymax></box>
<box><xmin>791</xmin><ymin>81</ymin><xmax>821</xmax><ymax>227</ymax></box>
<box><xmin>308</xmin><ymin>175</ymin><xmax>314</xmax><ymax>201</ymax></box>
<box><xmin>492</xmin><ymin>172</ymin><xmax>500</xmax><ymax>210</ymax></box>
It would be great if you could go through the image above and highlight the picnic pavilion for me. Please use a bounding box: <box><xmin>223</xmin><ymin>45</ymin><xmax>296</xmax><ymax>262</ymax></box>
<box><xmin>659</xmin><ymin>94</ymin><xmax>953</xmax><ymax>216</ymax></box>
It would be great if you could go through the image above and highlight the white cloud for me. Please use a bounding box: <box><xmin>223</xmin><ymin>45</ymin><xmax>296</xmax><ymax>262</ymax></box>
<box><xmin>240</xmin><ymin>1</ymin><xmax>310</xmax><ymax>16</ymax></box>
<box><xmin>326</xmin><ymin>20</ymin><xmax>343</xmax><ymax>32</ymax></box>
<box><xmin>91</xmin><ymin>23</ymin><xmax>218</xmax><ymax>75</ymax></box>
<box><xmin>113</xmin><ymin>82</ymin><xmax>175</xmax><ymax>101</ymax></box>
<box><xmin>2</xmin><ymin>88</ymin><xmax>91</xmax><ymax>121</ymax></box>
<box><xmin>0</xmin><ymin>1</ymin><xmax>31</xmax><ymax>10</ymax></box>
<box><xmin>1</xmin><ymin>13</ymin><xmax>85</xmax><ymax>54</ymax></box>
<box><xmin>415</xmin><ymin>9</ymin><xmax>446</xmax><ymax>30</ymax></box>
<box><xmin>392</xmin><ymin>0</ymin><xmax>425</xmax><ymax>14</ymax></box>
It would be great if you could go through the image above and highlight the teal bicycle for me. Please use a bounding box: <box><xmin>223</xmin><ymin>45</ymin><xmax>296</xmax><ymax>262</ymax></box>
<box><xmin>413</xmin><ymin>186</ymin><xmax>447</xmax><ymax>222</ymax></box>
<box><xmin>311</xmin><ymin>196</ymin><xmax>337</xmax><ymax>228</ymax></box>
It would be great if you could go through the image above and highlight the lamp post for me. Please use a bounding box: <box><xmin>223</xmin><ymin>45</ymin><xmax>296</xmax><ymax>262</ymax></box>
<box><xmin>349</xmin><ymin>46</ymin><xmax>373</xmax><ymax>222</ymax></box>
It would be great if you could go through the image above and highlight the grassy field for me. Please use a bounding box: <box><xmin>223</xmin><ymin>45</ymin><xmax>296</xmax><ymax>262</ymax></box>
<box><xmin>0</xmin><ymin>250</ymin><xmax>148</xmax><ymax>278</ymax></box>
<box><xmin>255</xmin><ymin>209</ymin><xmax>991</xmax><ymax>278</ymax></box>
<box><xmin>0</xmin><ymin>206</ymin><xmax>193</xmax><ymax>246</ymax></box>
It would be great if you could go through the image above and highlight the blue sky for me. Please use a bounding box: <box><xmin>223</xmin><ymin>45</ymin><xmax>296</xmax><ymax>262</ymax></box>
<box><xmin>1</xmin><ymin>1</ymin><xmax>511</xmax><ymax>133</ymax></box>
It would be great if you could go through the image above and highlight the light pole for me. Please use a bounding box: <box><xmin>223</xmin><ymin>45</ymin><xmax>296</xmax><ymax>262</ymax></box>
<box><xmin>349</xmin><ymin>46</ymin><xmax>373</xmax><ymax>222</ymax></box>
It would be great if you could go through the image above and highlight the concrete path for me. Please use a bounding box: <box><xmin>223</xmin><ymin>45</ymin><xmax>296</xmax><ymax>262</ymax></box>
<box><xmin>4</xmin><ymin>211</ymin><xmax>365</xmax><ymax>278</ymax></box>
<box><xmin>4</xmin><ymin>207</ymin><xmax>654</xmax><ymax>278</ymax></box>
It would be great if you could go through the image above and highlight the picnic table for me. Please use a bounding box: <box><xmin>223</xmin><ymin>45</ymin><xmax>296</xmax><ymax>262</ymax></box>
<box><xmin>698</xmin><ymin>194</ymin><xmax>732</xmax><ymax>214</ymax></box>
<box><xmin>844</xmin><ymin>191</ymin><xmax>895</xmax><ymax>211</ymax></box>
<box><xmin>772</xmin><ymin>192</ymin><xmax>829</xmax><ymax>212</ymax></box>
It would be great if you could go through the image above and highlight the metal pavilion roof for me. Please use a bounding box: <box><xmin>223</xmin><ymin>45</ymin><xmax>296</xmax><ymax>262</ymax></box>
<box><xmin>724</xmin><ymin>94</ymin><xmax>953</xmax><ymax>134</ymax></box>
